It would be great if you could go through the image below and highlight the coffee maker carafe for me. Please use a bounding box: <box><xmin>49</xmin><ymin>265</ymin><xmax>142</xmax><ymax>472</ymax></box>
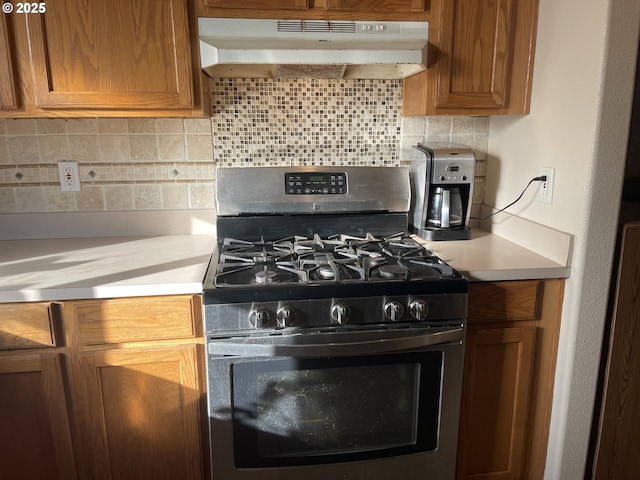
<box><xmin>409</xmin><ymin>143</ymin><xmax>475</xmax><ymax>241</ymax></box>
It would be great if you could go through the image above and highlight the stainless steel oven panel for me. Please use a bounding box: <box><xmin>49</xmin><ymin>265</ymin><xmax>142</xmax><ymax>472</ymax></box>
<box><xmin>216</xmin><ymin>166</ymin><xmax>411</xmax><ymax>216</ymax></box>
<box><xmin>208</xmin><ymin>326</ymin><xmax>463</xmax><ymax>357</ymax></box>
<box><xmin>204</xmin><ymin>293</ymin><xmax>467</xmax><ymax>333</ymax></box>
<box><xmin>206</xmin><ymin>327</ymin><xmax>465</xmax><ymax>480</ymax></box>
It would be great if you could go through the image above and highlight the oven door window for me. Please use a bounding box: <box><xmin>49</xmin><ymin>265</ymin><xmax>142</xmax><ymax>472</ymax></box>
<box><xmin>232</xmin><ymin>351</ymin><xmax>442</xmax><ymax>467</ymax></box>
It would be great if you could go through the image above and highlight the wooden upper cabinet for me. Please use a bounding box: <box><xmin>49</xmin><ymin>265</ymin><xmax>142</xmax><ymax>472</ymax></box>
<box><xmin>8</xmin><ymin>0</ymin><xmax>201</xmax><ymax>114</ymax></box>
<box><xmin>437</xmin><ymin>0</ymin><xmax>516</xmax><ymax>109</ymax></box>
<box><xmin>325</xmin><ymin>0</ymin><xmax>425</xmax><ymax>13</ymax></box>
<box><xmin>403</xmin><ymin>0</ymin><xmax>539</xmax><ymax>115</ymax></box>
<box><xmin>200</xmin><ymin>0</ymin><xmax>310</xmax><ymax>11</ymax></box>
<box><xmin>198</xmin><ymin>0</ymin><xmax>427</xmax><ymax>20</ymax></box>
<box><xmin>0</xmin><ymin>15</ymin><xmax>19</xmax><ymax>110</ymax></box>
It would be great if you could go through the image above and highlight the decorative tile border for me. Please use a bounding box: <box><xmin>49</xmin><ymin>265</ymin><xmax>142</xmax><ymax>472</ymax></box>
<box><xmin>0</xmin><ymin>78</ymin><xmax>489</xmax><ymax>213</ymax></box>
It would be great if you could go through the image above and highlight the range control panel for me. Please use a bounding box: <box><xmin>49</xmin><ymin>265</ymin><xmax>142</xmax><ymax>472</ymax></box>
<box><xmin>285</xmin><ymin>172</ymin><xmax>347</xmax><ymax>195</ymax></box>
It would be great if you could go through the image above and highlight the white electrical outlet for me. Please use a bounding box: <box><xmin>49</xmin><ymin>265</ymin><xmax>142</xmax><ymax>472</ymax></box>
<box><xmin>538</xmin><ymin>167</ymin><xmax>555</xmax><ymax>204</ymax></box>
<box><xmin>58</xmin><ymin>161</ymin><xmax>81</xmax><ymax>192</ymax></box>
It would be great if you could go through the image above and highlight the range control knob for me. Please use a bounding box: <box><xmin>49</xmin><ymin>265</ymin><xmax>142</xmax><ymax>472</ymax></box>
<box><xmin>330</xmin><ymin>303</ymin><xmax>351</xmax><ymax>324</ymax></box>
<box><xmin>248</xmin><ymin>308</ymin><xmax>270</xmax><ymax>329</ymax></box>
<box><xmin>383</xmin><ymin>301</ymin><xmax>405</xmax><ymax>322</ymax></box>
<box><xmin>276</xmin><ymin>306</ymin><xmax>295</xmax><ymax>328</ymax></box>
<box><xmin>409</xmin><ymin>300</ymin><xmax>430</xmax><ymax>321</ymax></box>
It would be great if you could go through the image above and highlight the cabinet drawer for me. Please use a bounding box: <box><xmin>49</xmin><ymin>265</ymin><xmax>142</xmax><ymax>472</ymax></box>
<box><xmin>468</xmin><ymin>281</ymin><xmax>542</xmax><ymax>323</ymax></box>
<box><xmin>0</xmin><ymin>303</ymin><xmax>55</xmax><ymax>349</ymax></box>
<box><xmin>71</xmin><ymin>296</ymin><xmax>197</xmax><ymax>345</ymax></box>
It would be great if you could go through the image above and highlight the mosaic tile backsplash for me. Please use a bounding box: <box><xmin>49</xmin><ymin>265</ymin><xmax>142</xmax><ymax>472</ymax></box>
<box><xmin>0</xmin><ymin>78</ymin><xmax>488</xmax><ymax>213</ymax></box>
<box><xmin>212</xmin><ymin>78</ymin><xmax>401</xmax><ymax>166</ymax></box>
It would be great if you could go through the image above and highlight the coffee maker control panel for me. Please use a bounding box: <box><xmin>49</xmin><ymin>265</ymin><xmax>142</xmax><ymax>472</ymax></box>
<box><xmin>432</xmin><ymin>159</ymin><xmax>475</xmax><ymax>184</ymax></box>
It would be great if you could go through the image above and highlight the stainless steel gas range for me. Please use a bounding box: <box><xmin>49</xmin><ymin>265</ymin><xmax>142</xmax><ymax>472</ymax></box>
<box><xmin>202</xmin><ymin>166</ymin><xmax>467</xmax><ymax>480</ymax></box>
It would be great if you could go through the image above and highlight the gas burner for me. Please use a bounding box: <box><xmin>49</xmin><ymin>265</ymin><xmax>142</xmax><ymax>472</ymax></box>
<box><xmin>255</xmin><ymin>270</ymin><xmax>277</xmax><ymax>284</ymax></box>
<box><xmin>316</xmin><ymin>264</ymin><xmax>335</xmax><ymax>280</ymax></box>
<box><xmin>378</xmin><ymin>264</ymin><xmax>406</xmax><ymax>279</ymax></box>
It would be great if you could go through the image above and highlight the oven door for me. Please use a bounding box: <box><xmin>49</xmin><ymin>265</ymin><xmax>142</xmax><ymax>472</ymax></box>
<box><xmin>206</xmin><ymin>325</ymin><xmax>465</xmax><ymax>480</ymax></box>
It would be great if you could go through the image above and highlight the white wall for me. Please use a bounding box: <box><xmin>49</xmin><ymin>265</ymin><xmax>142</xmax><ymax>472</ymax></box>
<box><xmin>486</xmin><ymin>0</ymin><xmax>640</xmax><ymax>478</ymax></box>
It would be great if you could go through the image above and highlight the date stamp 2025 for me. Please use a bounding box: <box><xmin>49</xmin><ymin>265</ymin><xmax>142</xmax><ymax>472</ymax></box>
<box><xmin>3</xmin><ymin>2</ymin><xmax>47</xmax><ymax>14</ymax></box>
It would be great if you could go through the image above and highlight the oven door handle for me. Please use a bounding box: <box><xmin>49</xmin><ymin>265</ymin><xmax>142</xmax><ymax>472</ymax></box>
<box><xmin>208</xmin><ymin>328</ymin><xmax>464</xmax><ymax>357</ymax></box>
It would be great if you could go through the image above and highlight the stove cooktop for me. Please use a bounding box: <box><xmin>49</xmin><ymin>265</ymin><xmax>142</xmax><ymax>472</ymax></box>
<box><xmin>203</xmin><ymin>232</ymin><xmax>467</xmax><ymax>304</ymax></box>
<box><xmin>215</xmin><ymin>232</ymin><xmax>453</xmax><ymax>287</ymax></box>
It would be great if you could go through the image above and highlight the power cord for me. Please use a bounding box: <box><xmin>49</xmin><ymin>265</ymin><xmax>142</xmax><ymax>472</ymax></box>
<box><xmin>471</xmin><ymin>175</ymin><xmax>547</xmax><ymax>221</ymax></box>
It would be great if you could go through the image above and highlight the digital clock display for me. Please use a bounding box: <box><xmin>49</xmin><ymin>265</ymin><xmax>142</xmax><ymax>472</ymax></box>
<box><xmin>285</xmin><ymin>172</ymin><xmax>347</xmax><ymax>195</ymax></box>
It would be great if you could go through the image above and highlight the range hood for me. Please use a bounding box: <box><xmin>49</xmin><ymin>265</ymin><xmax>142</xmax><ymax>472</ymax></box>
<box><xmin>198</xmin><ymin>18</ymin><xmax>428</xmax><ymax>80</ymax></box>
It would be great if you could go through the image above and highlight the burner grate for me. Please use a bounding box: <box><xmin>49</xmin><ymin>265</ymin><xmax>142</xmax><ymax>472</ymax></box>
<box><xmin>213</xmin><ymin>232</ymin><xmax>453</xmax><ymax>287</ymax></box>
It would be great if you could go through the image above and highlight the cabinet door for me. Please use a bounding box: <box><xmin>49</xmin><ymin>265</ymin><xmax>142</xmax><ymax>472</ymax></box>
<box><xmin>436</xmin><ymin>0</ymin><xmax>517</xmax><ymax>109</ymax></box>
<box><xmin>457</xmin><ymin>327</ymin><xmax>536</xmax><ymax>480</ymax></box>
<box><xmin>0</xmin><ymin>354</ymin><xmax>76</xmax><ymax>480</ymax></box>
<box><xmin>0</xmin><ymin>14</ymin><xmax>19</xmax><ymax>109</ymax></box>
<box><xmin>325</xmin><ymin>0</ymin><xmax>425</xmax><ymax>12</ymax></box>
<box><xmin>75</xmin><ymin>345</ymin><xmax>204</xmax><ymax>480</ymax></box>
<box><xmin>403</xmin><ymin>0</ymin><xmax>539</xmax><ymax>115</ymax></box>
<box><xmin>19</xmin><ymin>0</ymin><xmax>195</xmax><ymax>110</ymax></box>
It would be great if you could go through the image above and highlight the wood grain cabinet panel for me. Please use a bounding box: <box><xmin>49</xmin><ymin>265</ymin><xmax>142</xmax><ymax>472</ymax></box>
<box><xmin>460</xmin><ymin>279</ymin><xmax>565</xmax><ymax>480</ymax></box>
<box><xmin>593</xmin><ymin>223</ymin><xmax>640</xmax><ymax>478</ymax></box>
<box><xmin>0</xmin><ymin>295</ymin><xmax>206</xmax><ymax>480</ymax></box>
<box><xmin>197</xmin><ymin>0</ymin><xmax>427</xmax><ymax>19</ymax></box>
<box><xmin>200</xmin><ymin>0</ymin><xmax>309</xmax><ymax>10</ymax></box>
<box><xmin>457</xmin><ymin>327</ymin><xmax>535</xmax><ymax>480</ymax></box>
<box><xmin>0</xmin><ymin>302</ymin><xmax>56</xmax><ymax>349</ymax></box>
<box><xmin>0</xmin><ymin>354</ymin><xmax>77</xmax><ymax>480</ymax></box>
<box><xmin>468</xmin><ymin>280</ymin><xmax>541</xmax><ymax>322</ymax></box>
<box><xmin>70</xmin><ymin>296</ymin><xmax>197</xmax><ymax>345</ymax></box>
<box><xmin>0</xmin><ymin>0</ymin><xmax>205</xmax><ymax>117</ymax></box>
<box><xmin>436</xmin><ymin>0</ymin><xmax>516</xmax><ymax>109</ymax></box>
<box><xmin>34</xmin><ymin>0</ymin><xmax>193</xmax><ymax>109</ymax></box>
<box><xmin>0</xmin><ymin>15</ymin><xmax>19</xmax><ymax>110</ymax></box>
<box><xmin>75</xmin><ymin>345</ymin><xmax>204</xmax><ymax>480</ymax></box>
<box><xmin>325</xmin><ymin>0</ymin><xmax>426</xmax><ymax>12</ymax></box>
<box><xmin>403</xmin><ymin>0</ymin><xmax>539</xmax><ymax>115</ymax></box>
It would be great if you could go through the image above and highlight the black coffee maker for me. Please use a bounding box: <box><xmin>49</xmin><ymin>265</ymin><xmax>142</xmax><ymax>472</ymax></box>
<box><xmin>409</xmin><ymin>142</ymin><xmax>476</xmax><ymax>241</ymax></box>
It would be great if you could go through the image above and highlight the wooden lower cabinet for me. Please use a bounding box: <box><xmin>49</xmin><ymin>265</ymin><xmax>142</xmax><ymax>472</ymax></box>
<box><xmin>0</xmin><ymin>295</ymin><xmax>206</xmax><ymax>480</ymax></box>
<box><xmin>457</xmin><ymin>327</ymin><xmax>536</xmax><ymax>479</ymax></box>
<box><xmin>0</xmin><ymin>353</ymin><xmax>77</xmax><ymax>480</ymax></box>
<box><xmin>73</xmin><ymin>345</ymin><xmax>204</xmax><ymax>480</ymax></box>
<box><xmin>0</xmin><ymin>283</ymin><xmax>562</xmax><ymax>480</ymax></box>
<box><xmin>458</xmin><ymin>279</ymin><xmax>564</xmax><ymax>480</ymax></box>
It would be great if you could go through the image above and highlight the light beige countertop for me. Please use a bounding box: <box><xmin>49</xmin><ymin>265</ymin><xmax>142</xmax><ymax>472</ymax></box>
<box><xmin>0</xmin><ymin>224</ymin><xmax>570</xmax><ymax>304</ymax></box>
<box><xmin>417</xmin><ymin>229</ymin><xmax>571</xmax><ymax>281</ymax></box>
<box><xmin>0</xmin><ymin>235</ymin><xmax>215</xmax><ymax>303</ymax></box>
